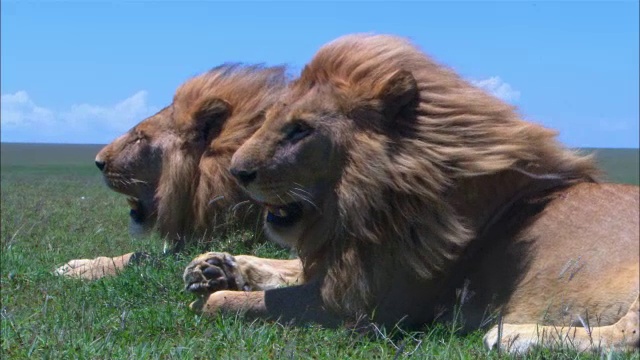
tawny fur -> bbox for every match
[186,35,638,354]
[282,34,599,315]
[157,64,287,245]
[56,64,287,279]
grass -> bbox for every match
[1,143,639,359]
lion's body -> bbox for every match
[56,64,287,279]
[186,182,639,351]
[465,182,638,327]
[184,34,639,353]
[364,182,639,329]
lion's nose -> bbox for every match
[95,160,106,171]
[230,167,257,186]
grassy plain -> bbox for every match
[1,143,638,359]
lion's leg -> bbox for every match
[185,254,345,327]
[189,282,342,327]
[183,252,303,294]
[54,252,149,280]
[484,297,639,354]
[235,255,304,289]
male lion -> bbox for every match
[183,35,639,354]
[56,64,289,280]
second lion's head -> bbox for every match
[96,64,287,250]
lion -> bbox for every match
[182,34,639,354]
[55,64,288,280]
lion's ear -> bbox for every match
[189,98,231,143]
[373,70,418,119]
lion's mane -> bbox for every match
[157,64,287,247]
[289,34,599,317]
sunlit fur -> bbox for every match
[97,64,287,249]
[233,34,600,318]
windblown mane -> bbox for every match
[290,34,599,316]
[157,64,287,247]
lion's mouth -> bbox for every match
[127,197,145,224]
[102,174,129,193]
[264,202,303,227]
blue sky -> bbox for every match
[2,1,638,148]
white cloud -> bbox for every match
[470,76,521,103]
[1,91,56,128]
[1,91,158,144]
[1,77,519,143]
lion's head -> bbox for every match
[96,64,287,250]
[229,34,599,318]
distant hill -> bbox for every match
[1,143,638,185]
[581,147,639,185]
[1,143,105,166]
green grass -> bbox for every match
[1,144,639,359]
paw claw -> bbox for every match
[189,298,205,313]
[183,252,246,295]
[202,266,224,279]
[206,257,222,267]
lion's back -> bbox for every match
[464,182,639,326]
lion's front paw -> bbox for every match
[484,324,539,354]
[54,252,144,281]
[183,252,248,295]
[55,259,95,278]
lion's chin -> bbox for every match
[127,197,155,237]
[264,202,304,227]
[127,197,145,224]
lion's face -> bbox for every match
[230,86,351,247]
[95,106,178,236]
[230,62,419,249]
[95,65,287,245]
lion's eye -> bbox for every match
[284,121,313,143]
[133,133,145,144]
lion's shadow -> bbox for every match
[435,187,563,333]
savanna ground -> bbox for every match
[1,142,639,359]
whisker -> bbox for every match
[209,195,225,206]
[285,191,298,204]
[292,185,313,197]
[293,187,316,200]
[291,184,319,210]
[231,200,251,213]
[288,189,321,213]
